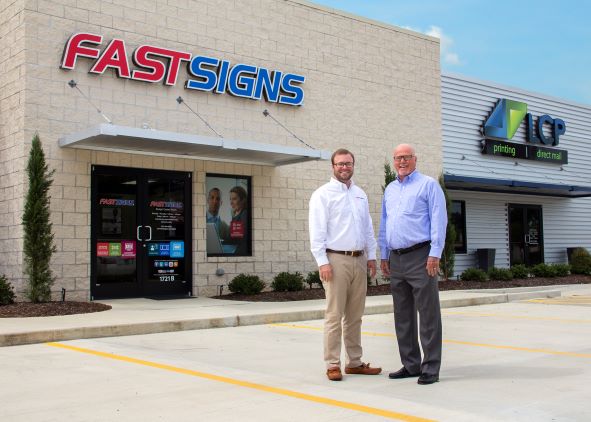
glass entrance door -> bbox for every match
[509,204,543,267]
[91,166,192,299]
[141,175,190,297]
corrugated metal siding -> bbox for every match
[451,191,509,273]
[450,190,591,275]
[442,74,591,276]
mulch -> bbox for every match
[0,301,111,318]
[213,274,591,302]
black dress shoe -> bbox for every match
[417,374,439,385]
[388,367,420,379]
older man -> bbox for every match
[379,143,447,385]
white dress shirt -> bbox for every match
[309,177,377,266]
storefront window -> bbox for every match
[451,200,467,254]
[205,174,252,256]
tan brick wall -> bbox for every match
[0,0,26,295]
[4,0,441,299]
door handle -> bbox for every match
[524,234,530,244]
[145,225,152,241]
[137,225,143,241]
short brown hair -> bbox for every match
[331,148,355,165]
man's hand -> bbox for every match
[319,264,333,282]
[367,260,377,278]
[426,256,440,277]
[380,259,390,277]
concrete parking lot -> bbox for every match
[1,296,590,421]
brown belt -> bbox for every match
[326,249,364,257]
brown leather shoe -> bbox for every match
[326,367,343,381]
[345,363,382,375]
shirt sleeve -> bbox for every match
[428,180,448,259]
[378,188,390,260]
[309,189,329,266]
[362,192,377,261]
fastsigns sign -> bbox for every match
[61,33,305,106]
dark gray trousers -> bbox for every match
[389,245,442,376]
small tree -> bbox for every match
[22,134,56,302]
[382,162,396,192]
[438,174,456,280]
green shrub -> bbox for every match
[271,272,305,292]
[571,248,591,275]
[460,268,487,282]
[488,267,513,281]
[228,274,265,295]
[306,271,323,289]
[510,264,529,279]
[530,263,557,278]
[0,274,16,305]
[23,134,56,303]
[551,263,571,277]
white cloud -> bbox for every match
[444,52,461,65]
[425,25,462,66]
[401,25,461,66]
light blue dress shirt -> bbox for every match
[378,170,447,260]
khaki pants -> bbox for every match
[322,252,368,369]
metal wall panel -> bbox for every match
[442,74,591,276]
[442,73,591,186]
[449,190,591,275]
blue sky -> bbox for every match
[310,0,591,106]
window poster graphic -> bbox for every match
[205,174,251,256]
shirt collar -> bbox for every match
[330,177,355,191]
[396,169,420,183]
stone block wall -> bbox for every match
[1,0,441,299]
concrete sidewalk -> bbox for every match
[1,284,587,347]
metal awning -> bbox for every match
[444,174,591,198]
[58,124,331,166]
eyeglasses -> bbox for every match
[393,155,415,162]
[333,162,354,168]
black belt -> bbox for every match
[326,249,364,257]
[391,241,430,256]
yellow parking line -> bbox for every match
[442,310,591,324]
[444,340,591,359]
[45,342,434,422]
[526,297,591,305]
[272,324,591,359]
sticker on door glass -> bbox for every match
[148,243,159,256]
[170,241,184,258]
[108,242,122,256]
[121,240,136,258]
[97,242,109,256]
[158,243,170,256]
